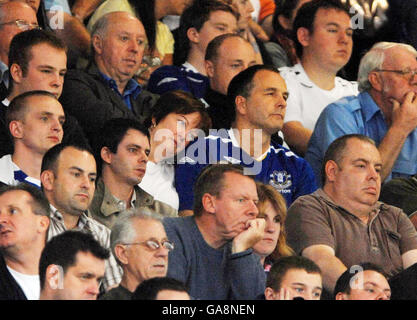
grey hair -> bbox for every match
[110,207,163,266]
[358,42,417,92]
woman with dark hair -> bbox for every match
[265,0,311,68]
[253,182,294,272]
[87,0,192,82]
[139,90,211,211]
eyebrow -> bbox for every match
[364,282,391,292]
[326,22,353,30]
[69,166,97,177]
[37,65,67,72]
[352,158,382,167]
[127,143,150,153]
[39,111,66,120]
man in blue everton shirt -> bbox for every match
[175,65,317,216]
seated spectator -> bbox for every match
[0,91,64,187]
[87,0,191,84]
[147,0,238,99]
[334,262,391,300]
[131,277,190,300]
[164,164,266,300]
[89,118,176,228]
[40,143,122,291]
[0,184,50,300]
[175,65,317,216]
[306,42,417,185]
[203,33,257,129]
[279,0,358,156]
[100,208,172,300]
[139,90,211,212]
[59,11,159,147]
[0,29,88,157]
[39,231,109,300]
[286,134,417,294]
[253,182,294,272]
[266,0,311,68]
[264,256,322,300]
[0,1,39,100]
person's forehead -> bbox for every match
[206,9,236,25]
[383,46,417,69]
[0,190,32,208]
[341,138,380,163]
[1,2,37,21]
[218,37,254,60]
[221,172,256,195]
[252,70,287,91]
[313,7,351,27]
[282,269,322,286]
[132,218,166,241]
[25,96,64,113]
[28,43,67,63]
[106,15,145,36]
[70,251,105,273]
[119,129,150,148]
[361,270,389,287]
[57,148,96,171]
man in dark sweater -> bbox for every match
[163,164,266,300]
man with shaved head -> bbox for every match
[59,11,159,147]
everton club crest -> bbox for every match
[269,170,292,192]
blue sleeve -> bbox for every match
[229,250,266,300]
[147,66,189,95]
[175,162,206,211]
[305,103,361,186]
[293,158,317,201]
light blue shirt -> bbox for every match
[43,0,71,14]
[305,91,417,186]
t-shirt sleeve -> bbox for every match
[397,210,417,253]
[285,195,335,255]
[280,72,302,124]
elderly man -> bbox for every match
[59,11,158,146]
[89,118,176,228]
[175,65,317,216]
[203,33,257,129]
[0,29,88,157]
[100,208,172,300]
[0,184,50,300]
[286,134,417,294]
[164,164,266,300]
[39,231,109,300]
[306,42,417,185]
[40,143,122,291]
[0,91,64,188]
[0,1,38,99]
[279,0,358,156]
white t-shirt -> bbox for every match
[0,154,41,187]
[7,266,40,300]
[139,161,179,210]
[279,63,359,131]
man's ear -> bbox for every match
[325,160,339,183]
[9,120,24,139]
[100,147,113,165]
[114,244,129,265]
[235,96,247,116]
[297,27,311,48]
[201,193,216,214]
[45,264,63,290]
[368,71,382,92]
[92,34,103,55]
[205,60,214,79]
[38,216,50,234]
[187,27,200,44]
[9,63,23,84]
[264,287,276,300]
[40,170,55,191]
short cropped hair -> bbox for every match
[8,29,67,76]
[6,90,58,129]
[333,262,387,298]
[193,164,251,216]
[144,90,211,135]
[39,230,110,290]
[227,64,280,122]
[205,33,247,62]
[321,134,376,186]
[266,256,322,291]
[41,143,95,176]
[131,277,189,300]
[357,42,417,92]
[110,207,163,266]
[174,0,238,66]
[0,183,50,217]
[293,0,349,59]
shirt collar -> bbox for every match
[0,62,9,88]
[50,204,90,229]
[182,62,200,74]
[99,179,137,216]
[99,72,141,99]
[358,91,385,122]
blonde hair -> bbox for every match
[256,182,294,260]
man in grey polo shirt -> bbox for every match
[286,134,417,295]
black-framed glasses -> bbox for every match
[123,240,174,251]
[374,68,417,83]
[0,19,40,31]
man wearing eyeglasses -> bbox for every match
[100,208,172,300]
[40,143,122,292]
[305,42,417,186]
[0,2,38,100]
